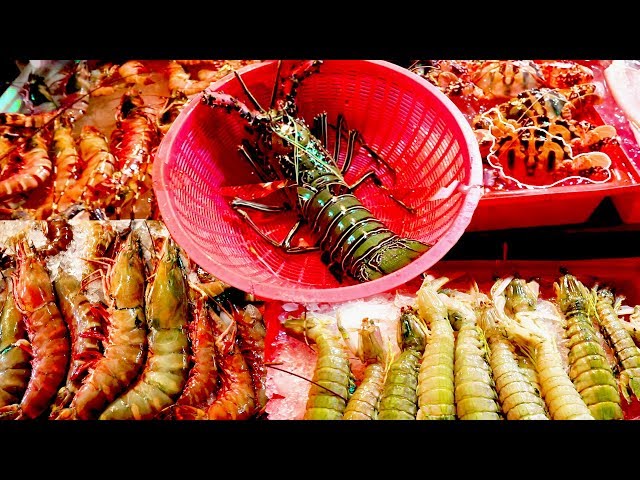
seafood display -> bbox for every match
[0,60,260,221]
[0,219,267,420]
[411,60,630,190]
[267,261,640,420]
[1,59,640,422]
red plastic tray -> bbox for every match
[461,60,640,231]
[264,257,640,420]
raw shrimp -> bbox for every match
[479,282,548,420]
[56,125,118,214]
[341,318,388,420]
[0,237,69,419]
[59,228,147,420]
[234,303,267,414]
[501,278,594,420]
[377,306,426,420]
[109,91,159,218]
[0,130,52,201]
[283,314,351,420]
[445,291,502,420]
[555,274,623,420]
[49,222,114,418]
[100,237,190,420]
[48,271,104,418]
[594,286,640,403]
[0,272,31,408]
[174,295,218,408]
[50,116,82,216]
[415,276,456,420]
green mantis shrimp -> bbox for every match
[444,289,502,420]
[340,318,389,420]
[594,286,640,403]
[555,274,623,420]
[377,306,427,420]
[415,276,456,420]
[480,279,548,420]
[282,313,352,420]
[501,277,594,420]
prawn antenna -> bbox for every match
[265,363,348,402]
[269,60,283,110]
[234,70,266,114]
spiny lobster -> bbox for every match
[201,60,430,283]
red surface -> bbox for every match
[264,257,640,419]
[459,60,640,231]
[153,60,483,303]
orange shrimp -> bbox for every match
[0,130,52,201]
[109,91,159,218]
[49,223,115,418]
[233,303,267,414]
[0,236,70,420]
[117,61,152,87]
[50,117,83,216]
[165,61,214,96]
[99,237,190,420]
[57,228,147,420]
[174,295,218,408]
[0,272,31,409]
[0,111,58,129]
[175,308,255,420]
[56,125,118,214]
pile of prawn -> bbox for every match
[0,59,260,222]
[0,219,267,420]
[270,269,640,420]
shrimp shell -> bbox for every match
[0,130,52,201]
[174,295,217,408]
[50,117,82,215]
[595,288,640,403]
[61,229,147,420]
[415,277,455,420]
[479,303,549,420]
[377,307,426,420]
[446,293,501,421]
[556,275,623,420]
[501,278,594,420]
[100,238,190,420]
[48,270,103,418]
[0,274,31,408]
[283,314,351,420]
[342,319,388,420]
[1,238,70,419]
[234,303,267,414]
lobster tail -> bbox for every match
[352,237,430,282]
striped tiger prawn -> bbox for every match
[201,60,430,284]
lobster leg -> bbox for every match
[238,140,271,183]
[329,115,395,174]
[327,114,415,213]
[232,207,319,254]
[348,171,416,214]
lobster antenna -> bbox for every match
[269,60,283,110]
[234,70,266,113]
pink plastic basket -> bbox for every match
[153,60,483,303]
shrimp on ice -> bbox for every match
[377,306,427,420]
[57,228,147,420]
[100,237,190,420]
[0,236,69,420]
[415,276,456,420]
[339,317,389,420]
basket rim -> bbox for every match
[153,59,484,303]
